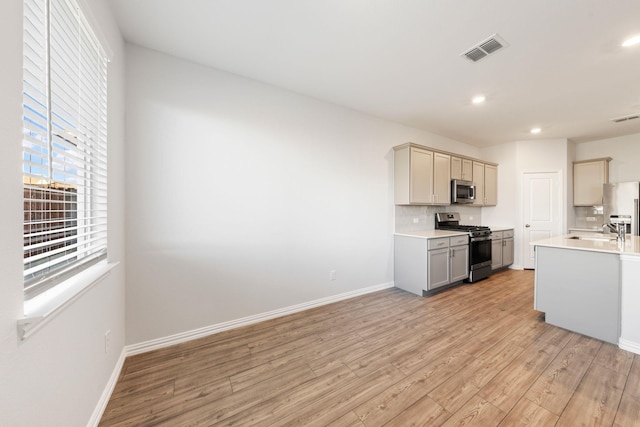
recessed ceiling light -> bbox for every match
[472,95,486,104]
[530,127,541,134]
[622,34,640,47]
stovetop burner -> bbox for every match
[434,212,492,237]
[440,224,491,232]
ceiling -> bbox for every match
[109,0,640,147]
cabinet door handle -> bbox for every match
[525,224,531,228]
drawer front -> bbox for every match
[428,237,449,250]
[503,229,514,238]
[491,231,503,240]
[449,235,468,246]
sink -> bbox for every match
[567,235,618,242]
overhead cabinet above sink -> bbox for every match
[393,143,497,206]
[573,157,611,206]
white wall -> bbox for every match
[575,133,640,182]
[0,0,126,426]
[481,139,572,268]
[124,44,480,344]
[481,143,518,228]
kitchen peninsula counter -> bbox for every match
[532,234,640,353]
[532,233,640,255]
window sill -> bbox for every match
[18,261,119,340]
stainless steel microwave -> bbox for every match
[451,179,476,204]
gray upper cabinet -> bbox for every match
[472,161,497,206]
[573,158,611,206]
[394,145,450,205]
[394,145,434,205]
[451,156,472,181]
[433,152,451,205]
[472,162,485,206]
[394,143,497,207]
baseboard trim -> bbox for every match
[88,348,126,427]
[619,338,640,355]
[125,281,395,356]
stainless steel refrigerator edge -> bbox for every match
[603,182,640,236]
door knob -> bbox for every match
[525,224,531,228]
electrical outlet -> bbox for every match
[586,217,597,222]
[104,330,110,354]
[413,217,419,224]
[330,270,336,281]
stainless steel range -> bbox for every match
[435,212,492,283]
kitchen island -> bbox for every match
[532,233,640,354]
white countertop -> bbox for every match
[487,226,514,232]
[532,233,640,256]
[396,226,513,239]
[394,229,468,239]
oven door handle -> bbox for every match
[470,235,492,242]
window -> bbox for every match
[22,0,108,299]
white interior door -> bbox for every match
[522,172,562,269]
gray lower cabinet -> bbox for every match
[503,236,514,266]
[491,229,514,270]
[427,246,450,289]
[450,243,469,283]
[394,234,468,296]
[491,233,504,270]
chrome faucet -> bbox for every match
[603,223,626,241]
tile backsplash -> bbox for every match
[396,205,605,233]
[395,205,482,233]
[573,206,604,229]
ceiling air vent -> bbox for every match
[611,113,640,123]
[461,34,509,62]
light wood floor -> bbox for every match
[100,269,640,426]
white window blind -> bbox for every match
[23,0,108,299]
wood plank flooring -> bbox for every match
[99,269,640,426]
